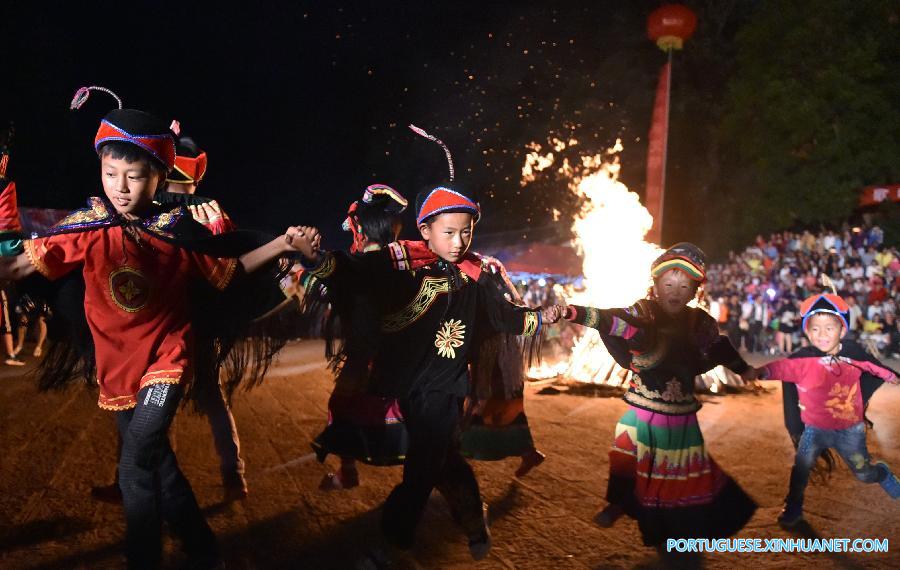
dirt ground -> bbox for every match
[1,340,898,569]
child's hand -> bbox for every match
[740,367,760,383]
[541,304,564,324]
[285,226,320,259]
[299,226,321,253]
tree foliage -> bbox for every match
[716,0,899,247]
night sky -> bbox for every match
[7,1,696,250]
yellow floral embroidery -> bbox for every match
[435,319,466,359]
[108,266,150,313]
[119,279,141,301]
[825,382,859,422]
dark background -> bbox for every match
[5,1,897,253]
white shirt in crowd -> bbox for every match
[846,265,864,279]
[848,304,863,331]
[709,300,722,322]
[868,303,883,320]
[752,301,768,325]
[741,300,753,320]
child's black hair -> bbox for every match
[98,141,167,176]
[175,136,201,158]
[355,196,402,245]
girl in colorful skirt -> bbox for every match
[558,243,757,547]
[462,255,545,477]
[311,185,410,489]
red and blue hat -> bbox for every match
[71,86,176,171]
[408,124,479,224]
[415,186,480,225]
[343,184,407,253]
[343,183,407,232]
[166,122,207,184]
[800,293,850,331]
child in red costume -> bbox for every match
[756,293,900,527]
[0,87,312,568]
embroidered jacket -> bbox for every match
[23,197,238,410]
[565,300,749,415]
[762,352,897,430]
[306,240,541,397]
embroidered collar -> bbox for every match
[46,196,187,240]
[386,240,482,281]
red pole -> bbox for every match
[644,49,673,244]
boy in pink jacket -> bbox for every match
[757,293,899,527]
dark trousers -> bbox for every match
[381,391,483,549]
[116,384,216,569]
[748,322,764,352]
[110,379,243,488]
[194,379,244,480]
[786,422,888,508]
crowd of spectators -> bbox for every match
[704,223,899,359]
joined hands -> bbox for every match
[284,225,322,259]
[541,303,569,325]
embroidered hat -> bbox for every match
[651,242,707,282]
[800,293,850,331]
[342,184,408,252]
[71,86,176,171]
[342,184,407,231]
[415,185,481,226]
[166,121,207,184]
[0,178,22,234]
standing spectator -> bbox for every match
[847,295,863,336]
[739,296,754,351]
[727,295,742,348]
[748,295,769,353]
[776,298,798,354]
[882,312,899,358]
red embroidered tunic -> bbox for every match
[24,217,237,410]
[762,356,897,430]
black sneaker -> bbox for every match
[777,503,804,527]
[468,503,491,561]
[90,482,123,504]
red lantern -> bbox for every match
[647,4,697,51]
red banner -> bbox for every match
[644,61,671,244]
[858,184,900,207]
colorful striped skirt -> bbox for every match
[606,406,757,546]
[460,396,535,461]
[311,393,408,466]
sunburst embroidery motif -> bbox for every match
[435,319,466,359]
